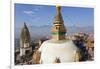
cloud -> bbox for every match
[34,8,39,11]
[34,5,43,8]
[34,5,43,11]
[23,11,35,15]
[23,5,43,16]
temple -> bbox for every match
[20,23,32,56]
[38,6,80,64]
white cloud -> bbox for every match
[34,8,39,11]
[34,5,43,8]
[23,11,35,15]
[23,5,43,16]
[34,5,43,11]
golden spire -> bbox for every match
[56,5,60,8]
[56,5,61,11]
[51,6,66,41]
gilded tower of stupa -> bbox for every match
[51,6,66,40]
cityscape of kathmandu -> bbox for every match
[14,4,94,65]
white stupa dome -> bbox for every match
[38,39,79,63]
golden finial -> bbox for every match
[56,5,61,10]
[56,5,60,8]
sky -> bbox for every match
[15,3,94,28]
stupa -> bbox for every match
[38,6,80,64]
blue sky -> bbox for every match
[15,3,94,28]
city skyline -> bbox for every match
[15,3,94,28]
